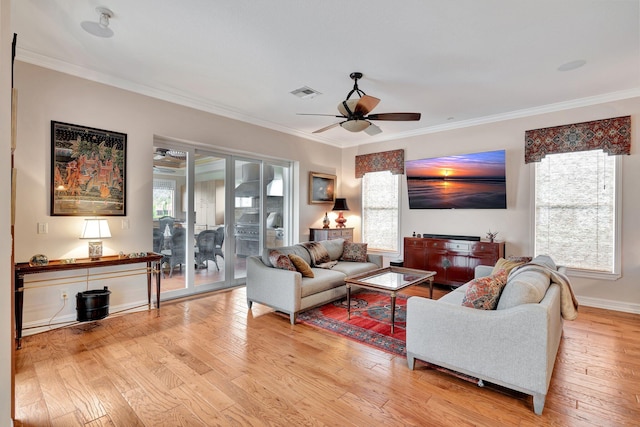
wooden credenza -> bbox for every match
[309,227,353,242]
[404,236,504,287]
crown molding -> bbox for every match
[17,48,640,150]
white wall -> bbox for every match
[11,61,640,342]
[1,0,14,423]
[343,97,640,313]
[6,38,640,425]
[13,62,342,333]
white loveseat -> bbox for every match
[247,238,382,324]
[406,255,571,415]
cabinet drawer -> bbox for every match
[471,242,498,254]
[404,238,426,248]
[446,242,470,252]
[426,240,446,249]
[310,228,353,241]
[338,229,353,240]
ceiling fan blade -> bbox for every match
[367,112,421,121]
[313,122,341,133]
[354,95,380,115]
[297,113,345,117]
[364,123,382,136]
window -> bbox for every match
[153,179,176,219]
[534,149,620,277]
[362,171,400,252]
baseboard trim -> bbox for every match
[20,300,150,337]
[578,296,640,315]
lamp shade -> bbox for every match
[332,198,350,211]
[80,219,112,239]
[340,120,371,133]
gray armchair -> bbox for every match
[196,228,224,270]
[152,228,169,276]
[166,227,186,277]
[158,215,175,237]
[152,228,163,253]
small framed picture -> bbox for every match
[51,121,127,216]
[309,172,336,204]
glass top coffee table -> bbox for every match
[345,266,436,334]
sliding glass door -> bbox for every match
[232,159,290,279]
[153,143,291,299]
[153,147,188,293]
[193,152,227,291]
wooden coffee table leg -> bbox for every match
[390,292,396,334]
[347,284,351,320]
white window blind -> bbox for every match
[153,179,176,218]
[534,149,619,274]
[362,171,399,252]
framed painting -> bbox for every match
[51,121,127,216]
[309,172,336,204]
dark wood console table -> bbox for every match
[14,252,163,349]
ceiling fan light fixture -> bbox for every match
[337,99,359,117]
[81,7,114,38]
[302,72,421,135]
[341,120,371,133]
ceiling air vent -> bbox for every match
[290,86,321,99]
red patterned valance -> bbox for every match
[355,149,404,178]
[524,116,631,163]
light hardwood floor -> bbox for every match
[14,285,640,426]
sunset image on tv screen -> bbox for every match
[405,149,507,209]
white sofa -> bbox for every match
[247,238,382,324]
[406,255,565,415]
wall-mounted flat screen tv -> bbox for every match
[406,149,506,209]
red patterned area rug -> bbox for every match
[297,290,407,356]
[296,291,480,385]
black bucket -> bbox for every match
[76,286,111,322]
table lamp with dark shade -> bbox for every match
[332,198,350,228]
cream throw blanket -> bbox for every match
[509,261,579,320]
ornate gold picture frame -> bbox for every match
[309,172,336,204]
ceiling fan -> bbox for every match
[154,148,186,160]
[299,72,421,135]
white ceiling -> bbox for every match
[13,0,640,148]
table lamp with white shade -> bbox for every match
[80,218,111,260]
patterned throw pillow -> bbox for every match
[300,241,331,266]
[288,254,314,278]
[461,269,508,310]
[340,242,368,262]
[268,249,296,271]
